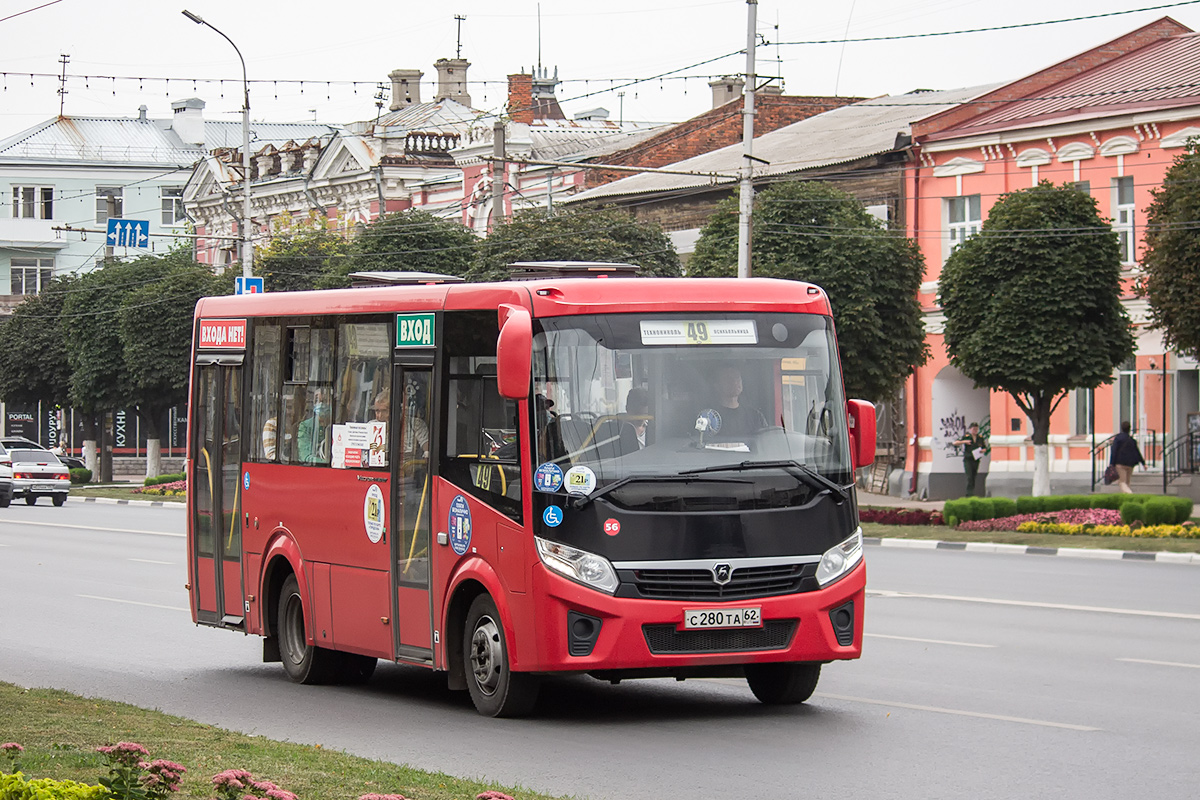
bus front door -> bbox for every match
[190,361,245,628]
[392,364,434,663]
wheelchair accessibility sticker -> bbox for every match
[543,505,564,527]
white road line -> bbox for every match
[865,633,995,648]
[869,590,1200,621]
[130,558,174,565]
[817,693,1102,731]
[7,520,182,537]
[1117,657,1200,670]
[78,594,188,612]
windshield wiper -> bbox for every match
[571,474,751,510]
[680,459,849,504]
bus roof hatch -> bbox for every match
[506,261,641,280]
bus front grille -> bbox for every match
[619,563,815,601]
[642,620,797,654]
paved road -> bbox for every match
[2,501,1198,799]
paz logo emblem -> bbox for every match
[712,563,733,585]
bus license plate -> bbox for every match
[683,607,762,629]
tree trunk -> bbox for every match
[140,408,163,480]
[1032,444,1051,496]
[146,439,161,480]
[1014,390,1059,497]
[81,413,99,476]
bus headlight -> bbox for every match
[535,537,619,594]
[815,528,863,587]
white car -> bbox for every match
[9,449,70,506]
[0,445,12,508]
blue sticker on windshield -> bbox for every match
[535,462,564,493]
[543,505,564,527]
[243,471,250,490]
[449,495,472,556]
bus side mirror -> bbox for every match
[496,303,532,400]
[847,399,876,470]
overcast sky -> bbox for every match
[2,0,1198,135]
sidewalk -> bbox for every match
[856,489,942,511]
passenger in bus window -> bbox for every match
[620,387,652,453]
[297,399,331,463]
[261,415,277,460]
[698,364,768,437]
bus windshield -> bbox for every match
[532,312,853,507]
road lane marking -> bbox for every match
[7,520,182,537]
[1117,657,1200,670]
[817,693,1102,731]
[78,594,188,612]
[869,590,1200,621]
[130,558,174,565]
[865,633,995,648]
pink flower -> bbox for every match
[476,792,517,800]
[265,790,299,800]
[0,743,23,753]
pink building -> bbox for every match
[904,17,1200,499]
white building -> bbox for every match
[0,99,336,313]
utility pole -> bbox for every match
[492,120,506,231]
[737,0,758,279]
[455,14,466,58]
[57,54,69,116]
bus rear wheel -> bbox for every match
[277,574,339,685]
[463,594,539,717]
[745,661,821,704]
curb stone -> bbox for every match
[864,536,1200,565]
[73,495,185,509]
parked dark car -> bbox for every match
[9,449,70,506]
[0,437,85,470]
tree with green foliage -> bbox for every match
[317,209,478,288]
[938,181,1135,496]
[469,207,682,282]
[119,251,227,476]
[1140,147,1200,359]
[690,181,928,402]
[255,214,351,292]
[0,275,74,409]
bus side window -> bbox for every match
[440,310,523,522]
[249,323,281,462]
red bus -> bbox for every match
[186,264,875,717]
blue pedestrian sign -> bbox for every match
[106,218,149,248]
[235,276,265,295]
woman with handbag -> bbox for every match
[1109,420,1145,494]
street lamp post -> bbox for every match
[182,10,253,279]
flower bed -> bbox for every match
[859,507,942,526]
[956,508,1122,532]
[1017,521,1199,538]
[136,480,185,497]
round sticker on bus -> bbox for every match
[563,465,597,496]
[243,471,250,491]
[603,518,621,536]
[543,505,564,527]
[364,484,385,544]
[535,462,564,493]
[448,494,472,556]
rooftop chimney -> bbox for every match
[137,105,148,122]
[170,97,206,146]
[507,73,534,124]
[434,58,472,106]
[708,76,745,110]
[388,69,423,109]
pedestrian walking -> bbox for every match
[953,422,989,497]
[1109,420,1145,494]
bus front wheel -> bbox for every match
[277,574,338,685]
[463,594,539,717]
[745,661,821,704]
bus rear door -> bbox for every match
[391,362,435,663]
[190,356,245,628]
